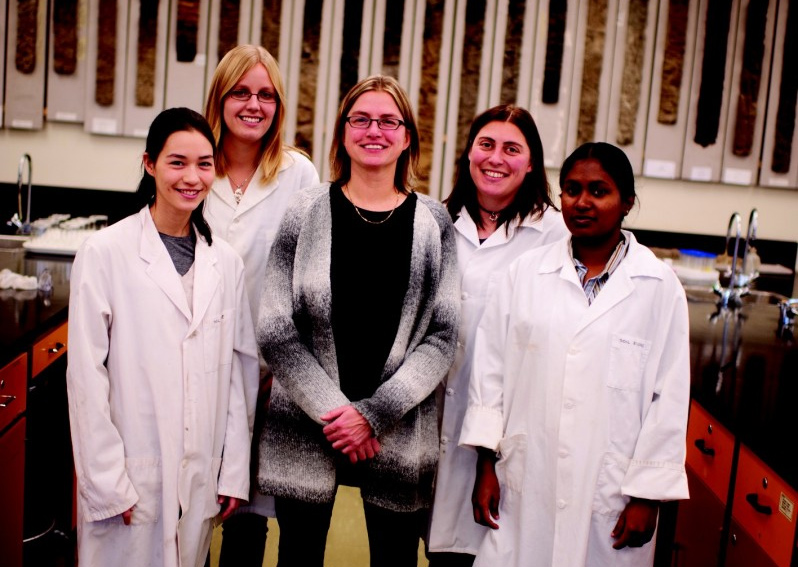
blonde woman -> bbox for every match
[257,75,459,567]
[203,45,319,566]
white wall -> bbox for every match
[2,121,797,246]
[0,122,143,192]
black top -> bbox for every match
[330,183,417,402]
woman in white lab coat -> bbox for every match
[67,107,260,567]
[427,105,568,567]
[202,45,320,566]
[460,142,690,567]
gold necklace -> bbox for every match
[229,166,258,204]
[343,184,400,225]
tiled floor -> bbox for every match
[209,486,429,567]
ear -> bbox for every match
[402,129,411,151]
[143,153,156,177]
[622,196,635,216]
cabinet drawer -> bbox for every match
[731,444,798,567]
[0,354,28,432]
[685,400,735,504]
[31,321,68,378]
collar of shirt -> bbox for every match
[569,232,630,304]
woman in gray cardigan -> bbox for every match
[256,75,460,567]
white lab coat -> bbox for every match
[428,206,568,554]
[204,149,318,517]
[460,232,690,567]
[204,150,319,323]
[67,207,260,567]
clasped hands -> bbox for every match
[321,405,381,463]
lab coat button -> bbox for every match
[568,346,578,356]
[563,400,574,410]
[461,292,469,300]
[557,499,566,509]
[441,436,449,445]
[446,388,454,396]
[181,459,188,469]
[559,449,568,458]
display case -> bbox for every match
[680,0,741,182]
[48,0,89,123]
[4,0,47,129]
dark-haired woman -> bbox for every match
[67,107,260,567]
[427,105,567,567]
[461,142,690,567]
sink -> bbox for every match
[683,285,788,306]
[0,235,30,250]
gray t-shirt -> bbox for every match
[159,232,195,276]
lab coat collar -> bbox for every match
[137,207,220,331]
[453,206,546,248]
[211,151,295,216]
[540,231,665,334]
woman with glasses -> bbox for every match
[202,45,319,567]
[256,75,459,567]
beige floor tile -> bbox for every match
[210,486,428,567]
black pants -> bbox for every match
[218,513,268,567]
[427,552,476,567]
[274,493,428,567]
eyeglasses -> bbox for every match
[345,116,405,130]
[227,88,278,104]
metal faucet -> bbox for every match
[715,212,742,308]
[7,154,33,235]
[739,208,758,287]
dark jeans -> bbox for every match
[274,493,428,567]
[427,551,476,567]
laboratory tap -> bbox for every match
[715,212,742,308]
[8,154,33,235]
[739,208,759,287]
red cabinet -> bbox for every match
[0,354,28,567]
[730,445,797,567]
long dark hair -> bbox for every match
[444,105,554,229]
[136,107,216,244]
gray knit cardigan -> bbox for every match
[256,183,460,512]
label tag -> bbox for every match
[779,492,794,522]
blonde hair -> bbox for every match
[204,45,288,186]
[329,75,420,193]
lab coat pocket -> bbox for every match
[606,334,651,391]
[592,452,631,517]
[495,434,527,494]
[203,308,235,371]
[125,457,162,524]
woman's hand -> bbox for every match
[472,448,501,529]
[217,496,244,522]
[321,405,379,462]
[611,497,659,549]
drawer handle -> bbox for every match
[47,342,65,354]
[745,493,772,515]
[694,439,715,456]
[0,394,17,408]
